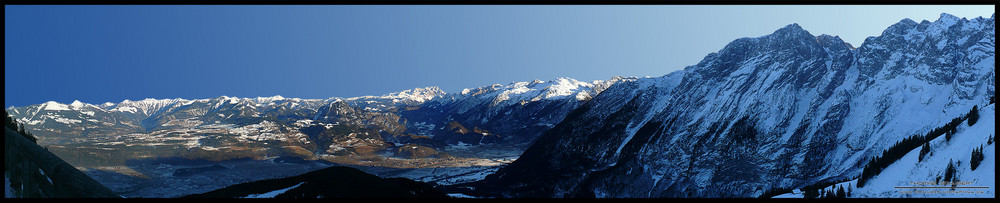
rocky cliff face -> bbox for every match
[476,13,995,198]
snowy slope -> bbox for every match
[774,102,995,198]
[851,103,995,198]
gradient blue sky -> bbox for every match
[5,5,995,107]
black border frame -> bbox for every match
[3,1,996,202]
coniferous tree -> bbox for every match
[837,185,846,198]
[944,159,956,184]
[759,186,793,198]
[967,105,979,126]
[4,109,16,129]
[5,110,38,143]
[919,142,930,162]
[946,128,955,141]
[971,145,984,170]
[847,183,852,197]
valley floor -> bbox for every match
[79,144,518,198]
[83,159,335,198]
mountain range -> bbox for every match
[6,76,624,168]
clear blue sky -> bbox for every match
[5,5,994,107]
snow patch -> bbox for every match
[53,117,83,124]
[447,193,477,198]
[243,182,305,198]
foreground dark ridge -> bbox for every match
[5,127,120,198]
[183,166,448,198]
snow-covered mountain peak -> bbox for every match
[41,101,71,111]
[715,23,825,56]
[882,18,920,37]
[327,86,449,111]
[607,76,639,81]
[69,100,85,108]
[879,13,986,41]
[683,22,840,82]
[816,34,853,50]
[855,12,994,88]
[384,86,446,103]
[774,23,805,33]
[459,84,504,97]
[438,77,629,116]
[346,86,446,104]
[767,23,815,41]
[541,77,594,100]
[252,95,290,104]
[108,98,186,115]
[261,95,285,100]
[936,13,962,27]
[815,34,836,39]
[552,77,584,85]
[214,96,241,104]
